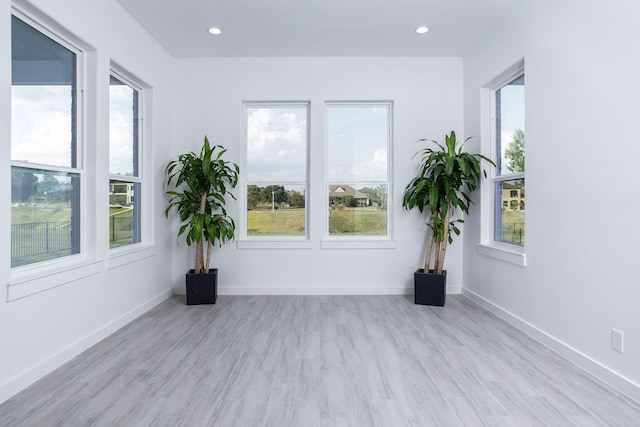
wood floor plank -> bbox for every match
[1,295,639,426]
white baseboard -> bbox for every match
[462,288,640,404]
[448,285,462,294]
[222,286,411,295]
[0,288,173,405]
[173,285,463,296]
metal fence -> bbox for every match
[110,215,135,247]
[500,222,525,246]
[11,221,72,266]
[11,215,135,266]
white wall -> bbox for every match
[0,0,174,403]
[169,57,465,295]
[463,0,640,401]
[10,0,636,409]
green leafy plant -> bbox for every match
[165,136,239,274]
[402,131,494,275]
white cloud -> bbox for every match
[326,106,389,182]
[12,84,138,176]
[499,130,518,173]
[370,148,387,171]
[500,130,516,151]
[329,148,387,182]
[11,86,73,167]
[247,107,307,181]
[109,113,134,175]
[109,85,135,175]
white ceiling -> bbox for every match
[115,0,519,58]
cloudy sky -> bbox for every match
[246,105,389,184]
[12,82,138,179]
[11,85,73,168]
[246,106,307,182]
[327,106,388,182]
[109,83,136,176]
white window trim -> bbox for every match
[239,101,311,247]
[478,60,526,267]
[320,239,397,250]
[323,101,393,247]
[9,5,99,299]
[236,240,313,250]
[8,258,103,302]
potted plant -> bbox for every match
[165,136,239,305]
[402,131,493,306]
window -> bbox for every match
[326,103,391,237]
[11,14,81,267]
[109,73,142,248]
[493,73,525,246]
[244,103,308,237]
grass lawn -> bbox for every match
[247,206,388,235]
[329,207,387,235]
[109,206,135,248]
[247,208,305,236]
[12,203,73,224]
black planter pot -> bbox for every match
[414,269,446,306]
[186,269,218,305]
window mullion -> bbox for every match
[493,172,525,183]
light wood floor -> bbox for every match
[1,295,639,426]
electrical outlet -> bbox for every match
[611,329,624,353]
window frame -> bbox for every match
[323,101,393,242]
[8,6,105,301]
[492,73,525,247]
[10,10,85,270]
[108,67,144,250]
[478,60,526,266]
[240,101,311,245]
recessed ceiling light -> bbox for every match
[208,27,222,35]
[415,26,430,34]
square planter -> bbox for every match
[414,269,446,306]
[186,268,217,305]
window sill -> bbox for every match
[321,239,397,250]
[477,243,526,266]
[237,239,313,250]
[108,244,156,269]
[8,257,104,302]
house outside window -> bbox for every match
[10,14,82,267]
[326,102,391,237]
[244,103,309,237]
[109,72,142,248]
[493,73,525,246]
